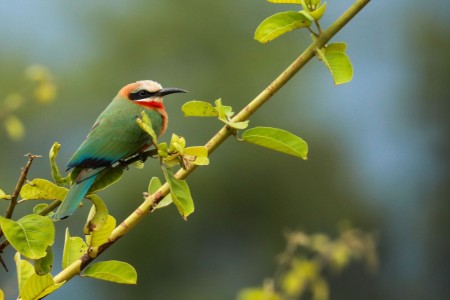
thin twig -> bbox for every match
[0,154,41,234]
[52,0,371,284]
[0,153,41,271]
[0,255,7,272]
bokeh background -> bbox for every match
[1,1,449,299]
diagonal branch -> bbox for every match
[53,0,371,284]
[2,154,41,221]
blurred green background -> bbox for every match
[1,0,449,299]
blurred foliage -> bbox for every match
[238,226,377,300]
[0,65,56,141]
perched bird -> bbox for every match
[54,80,186,219]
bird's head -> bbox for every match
[118,80,187,109]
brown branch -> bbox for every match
[3,154,41,219]
[0,254,7,272]
[0,153,41,271]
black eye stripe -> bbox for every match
[129,89,156,100]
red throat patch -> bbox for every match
[135,100,165,110]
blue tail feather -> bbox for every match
[54,174,97,219]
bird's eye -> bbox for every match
[138,90,150,97]
[129,89,154,100]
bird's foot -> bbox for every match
[118,159,129,170]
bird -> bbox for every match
[54,80,186,219]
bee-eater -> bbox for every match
[54,80,186,220]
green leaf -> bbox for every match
[255,11,312,44]
[0,215,55,259]
[324,52,353,85]
[20,178,68,201]
[62,228,88,269]
[215,98,233,120]
[182,100,218,117]
[136,111,157,144]
[214,98,248,129]
[83,195,108,234]
[86,215,116,247]
[168,133,186,153]
[226,120,250,130]
[268,0,302,4]
[21,273,64,300]
[156,194,173,210]
[148,177,173,210]
[34,246,53,275]
[49,142,70,185]
[157,142,169,160]
[163,154,181,168]
[14,253,63,300]
[300,0,321,9]
[33,203,48,214]
[88,166,124,194]
[326,42,347,53]
[242,127,308,159]
[318,43,353,85]
[307,1,327,20]
[0,189,6,199]
[82,260,137,284]
[4,114,24,140]
[32,203,54,217]
[183,146,210,166]
[148,176,162,194]
[0,188,10,200]
[15,252,35,292]
[162,166,194,220]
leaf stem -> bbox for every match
[315,20,323,34]
[52,0,371,284]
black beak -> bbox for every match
[157,87,188,97]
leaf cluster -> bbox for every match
[255,0,352,85]
[183,99,308,160]
[0,145,138,299]
[0,136,195,298]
